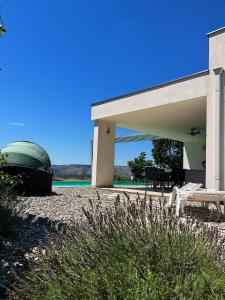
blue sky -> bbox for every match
[1,0,225,165]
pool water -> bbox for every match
[52,181,145,188]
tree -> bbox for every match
[152,139,183,169]
[128,152,153,181]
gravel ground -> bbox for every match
[15,187,225,228]
[16,187,147,224]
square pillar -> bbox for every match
[91,120,115,187]
[206,28,225,190]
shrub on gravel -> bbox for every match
[0,152,22,192]
[9,193,225,300]
[0,190,21,238]
[0,152,23,236]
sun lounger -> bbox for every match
[187,190,225,217]
[169,183,225,217]
[168,182,202,208]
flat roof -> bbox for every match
[91,70,209,107]
[207,26,225,37]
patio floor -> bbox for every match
[102,186,171,197]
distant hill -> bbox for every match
[52,164,131,180]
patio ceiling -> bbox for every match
[104,96,206,142]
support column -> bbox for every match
[214,68,223,190]
[206,28,225,190]
[206,69,224,190]
[91,120,115,187]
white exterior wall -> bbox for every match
[92,74,207,120]
[183,141,206,170]
[206,29,225,190]
[91,120,115,187]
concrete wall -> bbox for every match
[206,28,225,190]
[91,120,115,187]
[183,141,206,170]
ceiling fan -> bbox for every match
[186,128,203,136]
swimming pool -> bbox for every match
[52,181,145,188]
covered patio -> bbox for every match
[91,27,225,191]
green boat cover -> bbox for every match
[1,141,51,172]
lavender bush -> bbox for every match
[9,193,225,299]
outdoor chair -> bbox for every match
[169,182,225,217]
[170,168,185,187]
[144,167,159,189]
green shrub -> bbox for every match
[0,152,23,236]
[0,187,22,237]
[0,152,22,192]
[10,194,225,300]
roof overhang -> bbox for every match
[91,70,208,142]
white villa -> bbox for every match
[91,27,225,191]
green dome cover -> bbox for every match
[1,141,51,172]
